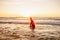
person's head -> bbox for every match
[30,17,32,20]
[30,17,33,22]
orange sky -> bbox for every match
[0,0,60,17]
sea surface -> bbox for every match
[0,17,60,40]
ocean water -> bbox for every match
[0,17,60,40]
[0,17,60,30]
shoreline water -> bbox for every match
[0,17,60,40]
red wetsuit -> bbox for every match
[30,17,35,29]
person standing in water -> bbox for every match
[30,17,35,32]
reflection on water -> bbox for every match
[0,18,60,40]
[0,24,60,30]
[0,17,60,25]
[0,24,60,40]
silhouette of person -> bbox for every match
[30,17,35,32]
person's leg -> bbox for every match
[31,29,35,33]
[30,25,35,32]
[31,26,35,33]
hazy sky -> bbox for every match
[0,0,60,17]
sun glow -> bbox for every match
[20,10,32,17]
[0,0,60,17]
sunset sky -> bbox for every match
[0,0,60,17]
